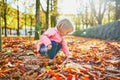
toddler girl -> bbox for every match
[37,18,74,59]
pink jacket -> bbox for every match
[37,28,69,54]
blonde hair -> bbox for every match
[56,18,74,31]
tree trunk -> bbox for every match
[108,4,111,22]
[50,0,57,27]
[25,14,27,35]
[10,29,11,35]
[0,27,1,51]
[89,0,107,25]
[17,0,20,36]
[0,7,2,51]
[34,0,40,40]
[85,4,88,28]
[3,0,7,37]
[115,0,120,20]
[46,0,49,30]
[30,16,33,36]
[51,16,56,27]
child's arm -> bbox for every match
[61,39,70,55]
[36,41,41,52]
[37,28,56,50]
[41,28,56,46]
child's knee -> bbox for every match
[51,41,57,46]
[58,44,62,48]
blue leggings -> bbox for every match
[39,41,62,59]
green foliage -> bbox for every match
[0,1,36,30]
[0,23,1,51]
[73,20,120,41]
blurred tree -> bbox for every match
[105,0,115,23]
[29,4,35,36]
[115,0,120,20]
[81,2,89,29]
[77,15,81,30]
[16,0,20,36]
[46,0,50,30]
[23,1,27,36]
[1,0,36,36]
[40,0,49,30]
[89,13,97,26]
[28,5,35,36]
[107,2,112,22]
[0,28,1,51]
[22,1,32,36]
[34,0,41,40]
[3,0,7,36]
[0,4,2,51]
[24,13,27,35]
[50,0,58,27]
[76,0,97,30]
[29,16,33,36]
[89,0,108,24]
[40,0,58,29]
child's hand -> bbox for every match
[47,44,52,50]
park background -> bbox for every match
[0,0,120,79]
[0,0,120,37]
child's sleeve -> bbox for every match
[61,39,69,55]
[40,28,56,46]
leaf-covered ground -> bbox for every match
[0,36,120,80]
